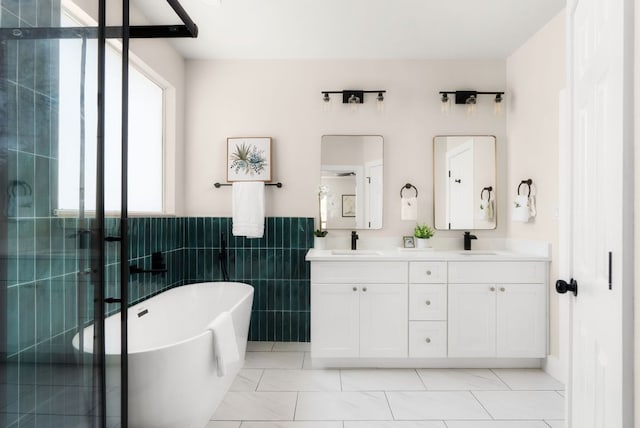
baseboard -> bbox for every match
[543,354,566,384]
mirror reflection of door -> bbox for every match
[320,135,383,230]
[446,141,474,229]
[433,135,496,230]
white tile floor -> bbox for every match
[208,342,566,428]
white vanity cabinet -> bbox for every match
[408,262,447,358]
[447,262,547,358]
[311,262,408,358]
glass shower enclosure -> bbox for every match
[0,1,196,426]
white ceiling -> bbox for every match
[132,0,565,60]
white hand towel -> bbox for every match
[401,196,418,221]
[232,182,265,238]
[207,311,239,377]
[487,200,495,221]
[528,195,537,218]
[512,195,530,223]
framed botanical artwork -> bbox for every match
[227,137,272,182]
[342,194,356,217]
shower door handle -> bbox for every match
[105,297,122,304]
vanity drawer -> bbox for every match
[311,261,408,283]
[409,261,447,283]
[448,261,546,284]
[409,321,447,358]
[409,284,447,320]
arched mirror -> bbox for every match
[434,135,496,230]
[320,135,383,230]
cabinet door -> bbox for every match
[359,283,408,358]
[311,283,359,358]
[448,284,496,357]
[496,283,546,357]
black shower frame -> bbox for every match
[0,1,197,426]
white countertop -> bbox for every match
[305,248,551,262]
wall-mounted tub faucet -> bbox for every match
[463,231,477,251]
[351,231,359,250]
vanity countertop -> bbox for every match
[305,248,551,262]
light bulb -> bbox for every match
[465,95,476,115]
[440,93,450,114]
[322,93,331,112]
[376,92,384,112]
[494,93,503,115]
[348,94,359,112]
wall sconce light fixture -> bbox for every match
[439,90,505,115]
[322,89,386,112]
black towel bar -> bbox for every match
[214,182,283,188]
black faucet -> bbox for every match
[351,231,359,250]
[463,232,477,251]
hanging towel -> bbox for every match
[479,200,494,221]
[512,195,530,223]
[207,311,240,377]
[401,196,418,221]
[528,195,537,218]
[232,182,265,238]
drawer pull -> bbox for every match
[425,338,431,343]
[352,286,358,292]
[362,287,367,292]
[500,287,506,292]
[426,270,432,275]
[425,300,431,306]
[490,287,496,292]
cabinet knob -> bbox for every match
[490,287,496,292]
[425,300,431,306]
[352,286,358,292]
[425,338,431,343]
[362,287,367,292]
[500,287,505,292]
[426,270,432,276]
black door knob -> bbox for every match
[555,278,578,297]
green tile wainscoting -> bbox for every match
[5,216,312,366]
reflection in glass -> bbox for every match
[433,136,496,230]
[320,136,383,230]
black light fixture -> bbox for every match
[439,90,505,115]
[321,89,387,111]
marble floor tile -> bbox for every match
[206,422,241,428]
[230,369,264,392]
[444,422,550,428]
[295,391,393,420]
[244,352,305,369]
[345,422,446,428]
[544,421,566,428]
[247,342,275,352]
[386,391,490,420]
[258,369,341,391]
[417,369,508,390]
[302,352,312,370]
[240,422,342,428]
[212,392,297,421]
[491,369,564,390]
[340,369,425,391]
[473,391,564,420]
[272,342,311,352]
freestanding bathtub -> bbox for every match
[72,281,254,428]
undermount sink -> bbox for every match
[331,249,384,256]
[458,251,498,256]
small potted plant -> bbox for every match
[314,229,328,250]
[414,223,434,249]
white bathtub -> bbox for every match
[73,281,254,428]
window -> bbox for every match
[58,10,164,214]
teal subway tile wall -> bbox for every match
[183,217,313,342]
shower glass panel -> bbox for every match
[0,0,117,426]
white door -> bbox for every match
[366,162,383,229]
[446,143,474,229]
[564,0,634,425]
[496,284,546,358]
[447,284,496,357]
[359,283,408,358]
[310,284,359,358]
